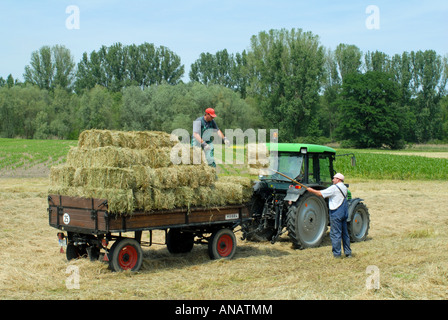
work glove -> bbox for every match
[224,137,230,147]
[201,141,211,151]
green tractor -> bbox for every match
[243,143,370,249]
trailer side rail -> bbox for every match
[48,194,251,234]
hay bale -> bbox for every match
[49,165,76,187]
[174,186,196,208]
[132,166,158,189]
[78,129,179,149]
[212,182,243,205]
[66,146,173,168]
[154,165,216,189]
[131,165,216,190]
[169,144,207,165]
[151,188,177,210]
[219,176,253,188]
[134,188,179,211]
[218,176,254,201]
[73,167,136,190]
[51,129,257,215]
[134,186,205,212]
[48,185,134,214]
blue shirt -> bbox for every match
[193,116,219,143]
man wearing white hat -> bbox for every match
[307,173,352,258]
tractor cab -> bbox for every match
[259,143,336,191]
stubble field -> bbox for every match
[1,140,448,300]
[1,177,447,300]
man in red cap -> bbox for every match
[192,108,229,167]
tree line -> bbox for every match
[1,28,447,148]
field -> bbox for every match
[1,139,448,300]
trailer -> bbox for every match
[48,194,251,272]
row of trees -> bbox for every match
[1,28,448,148]
[0,83,255,141]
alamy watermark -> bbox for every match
[366,265,380,290]
[169,128,278,166]
[365,5,380,30]
[66,265,80,289]
[66,5,80,30]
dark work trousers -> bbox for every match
[329,199,351,257]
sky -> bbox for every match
[0,0,447,82]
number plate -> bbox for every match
[63,213,71,225]
[225,213,239,220]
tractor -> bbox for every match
[242,143,370,249]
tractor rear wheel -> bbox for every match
[287,193,328,249]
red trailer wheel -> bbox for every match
[109,238,143,272]
[208,228,236,260]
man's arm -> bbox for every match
[307,187,323,197]
[217,129,225,140]
[193,132,204,144]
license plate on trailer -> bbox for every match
[225,213,239,220]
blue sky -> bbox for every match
[1,0,447,82]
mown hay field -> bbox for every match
[1,139,448,300]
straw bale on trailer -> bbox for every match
[128,165,216,190]
[132,180,253,212]
[49,129,253,215]
[50,166,76,187]
[78,129,178,149]
[48,185,134,214]
[73,167,136,190]
[66,146,173,168]
[218,176,254,201]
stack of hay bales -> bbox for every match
[49,130,253,215]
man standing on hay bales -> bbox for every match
[307,173,352,259]
[192,108,229,167]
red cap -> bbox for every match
[205,108,217,118]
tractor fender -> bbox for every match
[347,198,364,222]
[283,186,307,202]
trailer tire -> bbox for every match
[109,238,143,272]
[66,243,87,260]
[208,228,236,260]
[166,229,194,254]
